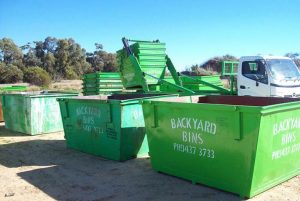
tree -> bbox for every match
[55,39,69,78]
[43,37,58,53]
[0,38,23,66]
[0,37,118,83]
[43,52,56,76]
[0,63,23,83]
[22,37,58,77]
[22,47,43,67]
[54,38,91,79]
[34,41,45,59]
[102,52,118,72]
[23,66,51,87]
[198,55,238,73]
[86,43,118,72]
[68,39,91,75]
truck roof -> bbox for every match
[240,55,291,61]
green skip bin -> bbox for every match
[57,93,179,161]
[142,95,300,198]
[2,92,77,135]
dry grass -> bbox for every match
[50,80,82,92]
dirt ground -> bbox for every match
[0,122,299,201]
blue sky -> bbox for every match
[1,0,300,70]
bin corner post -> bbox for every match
[233,109,242,140]
[149,103,158,128]
[106,103,114,129]
[230,75,235,95]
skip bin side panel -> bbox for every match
[143,101,260,197]
[250,109,300,197]
[60,99,122,161]
[30,97,64,135]
[3,95,31,134]
[120,103,147,161]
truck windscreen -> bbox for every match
[267,59,300,80]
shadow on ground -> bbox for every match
[0,130,243,201]
[0,124,28,137]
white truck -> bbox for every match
[237,56,300,97]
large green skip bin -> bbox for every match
[142,95,300,198]
[57,94,179,161]
[2,92,77,135]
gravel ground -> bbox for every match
[0,122,299,201]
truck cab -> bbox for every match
[237,56,300,97]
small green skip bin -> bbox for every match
[142,95,300,198]
[57,93,179,161]
[2,92,77,135]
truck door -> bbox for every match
[238,60,270,96]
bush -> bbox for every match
[183,66,217,76]
[24,66,51,87]
[0,63,23,83]
[65,67,79,80]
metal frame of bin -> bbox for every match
[118,38,232,95]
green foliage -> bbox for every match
[23,49,42,67]
[86,43,117,72]
[187,55,238,75]
[65,66,79,80]
[23,66,51,87]
[183,66,217,76]
[0,37,118,84]
[0,62,23,83]
[53,38,92,80]
[43,52,56,75]
[0,38,23,65]
[201,55,238,73]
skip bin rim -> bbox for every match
[3,93,78,99]
[57,94,179,105]
[142,95,300,114]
